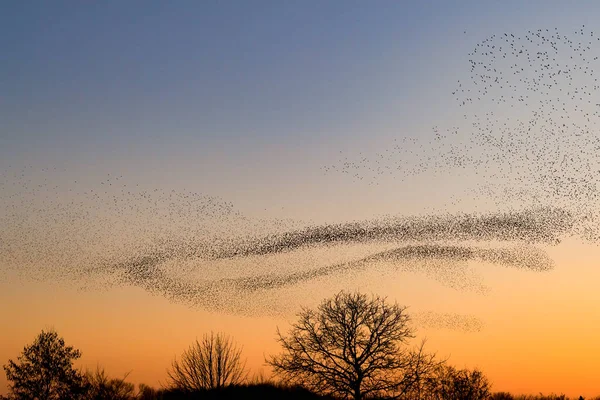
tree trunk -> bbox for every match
[353,385,362,400]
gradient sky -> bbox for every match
[2,1,600,397]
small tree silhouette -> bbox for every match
[167,331,248,391]
[426,364,491,400]
[84,366,136,400]
[3,329,88,400]
[267,290,432,400]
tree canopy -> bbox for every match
[268,290,435,400]
[3,329,87,400]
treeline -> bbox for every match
[1,291,597,400]
[492,396,599,400]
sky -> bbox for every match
[2,1,600,397]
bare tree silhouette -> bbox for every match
[167,331,248,391]
[84,366,136,400]
[267,290,438,400]
[425,364,491,400]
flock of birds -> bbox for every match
[329,26,600,222]
[326,26,600,245]
[3,26,599,331]
[1,164,558,323]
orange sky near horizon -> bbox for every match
[1,238,599,398]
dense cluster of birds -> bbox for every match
[207,207,573,259]
[3,26,598,328]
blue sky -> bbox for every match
[1,1,514,152]
[3,1,600,220]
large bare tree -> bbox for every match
[167,331,248,391]
[267,290,436,400]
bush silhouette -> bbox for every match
[159,383,334,400]
[84,366,136,400]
